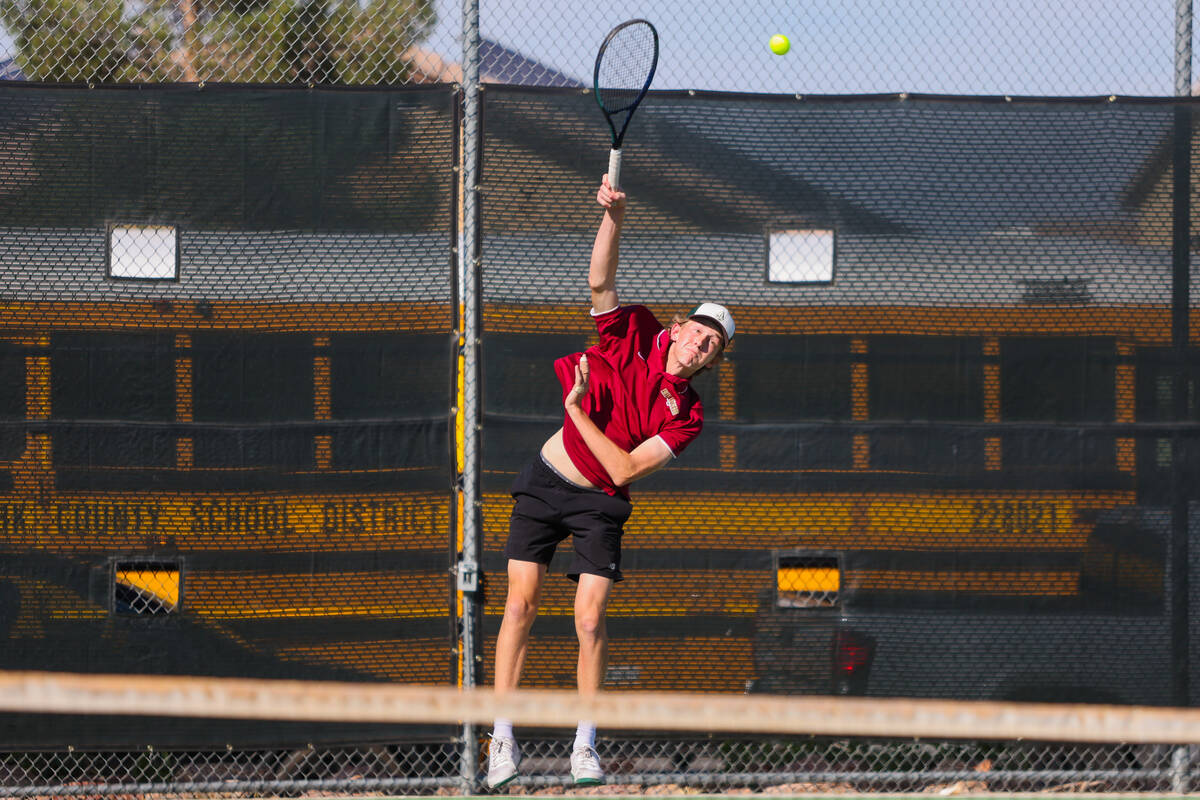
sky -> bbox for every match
[0,0,1192,96]
[420,0,1191,97]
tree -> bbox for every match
[0,0,132,82]
[0,0,437,83]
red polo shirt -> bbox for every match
[553,305,704,498]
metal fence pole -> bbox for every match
[1178,0,1193,96]
[453,0,482,786]
[457,0,483,790]
[1171,2,1193,787]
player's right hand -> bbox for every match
[565,354,590,411]
[597,174,626,211]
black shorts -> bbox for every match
[504,456,633,582]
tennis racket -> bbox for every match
[593,19,659,191]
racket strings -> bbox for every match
[596,26,656,112]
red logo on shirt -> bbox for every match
[660,388,680,416]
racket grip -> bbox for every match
[608,148,623,192]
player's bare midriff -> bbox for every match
[540,428,600,490]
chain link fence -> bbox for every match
[473,737,1200,795]
[3,1,1200,797]
[1,737,1198,796]
[0,744,466,797]
[0,0,1196,94]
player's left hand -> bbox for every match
[565,354,590,410]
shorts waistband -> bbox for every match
[537,452,606,494]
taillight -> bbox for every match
[832,628,873,694]
[834,633,869,672]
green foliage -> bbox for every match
[0,0,134,81]
[326,0,437,84]
[0,0,438,83]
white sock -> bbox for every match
[574,721,596,749]
[493,719,514,740]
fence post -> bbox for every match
[458,0,483,790]
[1177,0,1193,97]
[1171,3,1193,780]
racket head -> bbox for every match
[593,19,659,148]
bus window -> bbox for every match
[50,332,175,473]
[482,333,586,475]
[331,333,448,418]
[731,335,854,471]
[0,342,24,461]
[329,332,450,470]
[191,332,313,471]
[1000,337,1117,476]
[1134,347,1200,498]
[868,336,984,472]
[483,333,584,419]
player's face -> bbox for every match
[671,320,724,371]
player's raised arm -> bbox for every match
[589,175,626,314]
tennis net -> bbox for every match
[1,670,1200,796]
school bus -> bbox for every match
[476,228,1185,706]
[3,278,1179,714]
[0,84,1192,727]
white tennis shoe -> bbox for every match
[570,743,604,785]
[486,734,520,789]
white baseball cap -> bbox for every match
[689,302,735,346]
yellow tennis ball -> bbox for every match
[769,34,790,55]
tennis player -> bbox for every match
[486,175,734,789]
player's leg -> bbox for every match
[573,572,613,696]
[556,469,631,785]
[488,558,546,789]
[495,456,569,695]
[563,493,629,699]
[494,558,547,692]
[570,573,612,785]
[489,456,570,789]
[567,506,624,787]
